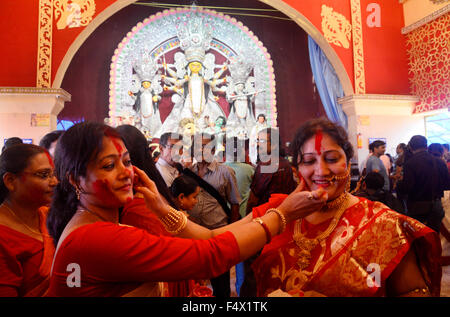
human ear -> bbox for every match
[3,172,17,192]
[68,173,83,193]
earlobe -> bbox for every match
[68,173,83,193]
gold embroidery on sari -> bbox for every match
[257,199,433,296]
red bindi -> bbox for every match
[315,130,323,155]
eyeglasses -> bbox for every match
[21,170,56,180]
[257,139,268,144]
[163,143,180,149]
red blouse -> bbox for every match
[47,221,240,296]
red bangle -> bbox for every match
[253,217,272,243]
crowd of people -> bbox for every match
[355,137,450,233]
[0,117,448,297]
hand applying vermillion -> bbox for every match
[132,166,171,217]
[276,177,328,223]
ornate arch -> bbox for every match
[53,0,353,97]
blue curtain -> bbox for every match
[308,36,347,129]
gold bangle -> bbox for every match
[265,208,287,234]
[398,287,431,297]
[159,206,188,235]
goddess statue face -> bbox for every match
[188,62,203,74]
[236,83,245,93]
[141,81,151,89]
[258,115,266,124]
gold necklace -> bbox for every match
[293,192,350,270]
[77,208,113,223]
[1,203,42,236]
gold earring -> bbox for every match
[345,166,351,193]
[75,187,81,200]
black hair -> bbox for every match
[47,122,121,245]
[397,143,407,152]
[160,132,182,148]
[39,130,64,150]
[257,113,266,120]
[215,116,226,126]
[170,175,199,198]
[371,140,386,149]
[428,143,444,158]
[442,144,449,151]
[363,172,385,190]
[0,144,46,203]
[408,135,427,151]
[1,137,23,153]
[116,125,178,209]
[152,151,160,160]
[290,117,354,165]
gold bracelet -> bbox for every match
[159,206,188,235]
[265,208,287,234]
[398,287,431,297]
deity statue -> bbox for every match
[130,52,164,137]
[154,13,228,137]
[224,57,260,139]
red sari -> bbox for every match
[121,198,196,297]
[252,194,442,297]
[47,220,240,296]
[0,207,55,297]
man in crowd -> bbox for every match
[156,132,183,187]
[186,133,241,297]
[224,137,255,296]
[397,135,450,232]
[354,172,404,214]
[366,140,390,192]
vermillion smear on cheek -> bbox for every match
[44,151,54,168]
[315,130,323,155]
[92,179,112,202]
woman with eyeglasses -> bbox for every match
[0,144,58,296]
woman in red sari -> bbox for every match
[0,144,57,296]
[251,118,442,297]
[46,122,326,297]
